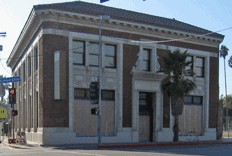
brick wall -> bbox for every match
[41,34,69,127]
[123,44,139,127]
[209,56,219,128]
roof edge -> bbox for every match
[7,7,36,67]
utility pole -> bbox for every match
[98,15,110,145]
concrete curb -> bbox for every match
[2,140,232,149]
[98,141,232,149]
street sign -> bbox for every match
[0,76,21,83]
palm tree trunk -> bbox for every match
[173,115,179,142]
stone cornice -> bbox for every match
[7,8,222,69]
[36,9,223,44]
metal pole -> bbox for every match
[13,104,14,140]
[98,15,102,145]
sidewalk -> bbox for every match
[1,137,232,149]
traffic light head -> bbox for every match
[91,107,99,115]
[9,88,16,104]
[12,110,18,116]
[90,82,99,100]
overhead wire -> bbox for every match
[0,58,11,75]
[130,26,232,44]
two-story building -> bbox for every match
[6,1,224,145]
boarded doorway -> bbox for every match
[139,92,154,142]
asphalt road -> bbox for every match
[1,143,232,156]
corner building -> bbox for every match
[6,1,224,145]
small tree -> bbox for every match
[0,75,11,102]
[161,49,196,142]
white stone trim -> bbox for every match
[204,56,210,132]
[12,28,43,74]
[54,51,60,99]
[69,32,74,132]
[9,10,36,64]
[117,42,123,130]
[43,28,218,59]
[37,9,223,44]
[133,79,162,142]
[156,44,218,58]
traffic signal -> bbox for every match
[9,88,16,104]
[100,0,109,3]
[91,107,99,115]
[90,82,99,101]
[12,110,18,116]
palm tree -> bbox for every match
[228,55,232,68]
[220,45,229,132]
[161,49,196,142]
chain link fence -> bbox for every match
[223,116,232,138]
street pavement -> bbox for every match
[1,137,232,156]
[1,142,232,156]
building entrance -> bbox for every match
[139,92,154,142]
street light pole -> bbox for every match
[98,15,110,145]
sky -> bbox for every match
[0,0,232,98]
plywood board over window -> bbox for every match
[74,89,115,137]
[179,96,203,136]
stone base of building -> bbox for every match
[7,128,217,145]
[13,127,134,145]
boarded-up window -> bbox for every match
[74,89,114,100]
[102,90,115,101]
[179,96,203,135]
[74,89,90,99]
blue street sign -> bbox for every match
[0,76,21,83]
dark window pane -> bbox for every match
[73,41,84,53]
[186,56,193,67]
[23,62,26,82]
[105,44,115,56]
[185,66,191,71]
[105,57,114,67]
[89,55,99,66]
[184,96,192,103]
[139,100,147,105]
[139,93,146,99]
[143,49,149,60]
[73,53,83,64]
[28,55,31,77]
[196,57,203,67]
[86,90,90,99]
[102,90,115,100]
[196,68,203,77]
[186,56,192,62]
[74,89,85,99]
[89,42,99,54]
[34,47,38,71]
[193,97,202,104]
[142,61,149,71]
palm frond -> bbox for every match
[220,45,229,59]
[160,49,196,98]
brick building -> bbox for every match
[6,1,224,145]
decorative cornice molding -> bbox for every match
[8,8,222,69]
[37,9,223,44]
